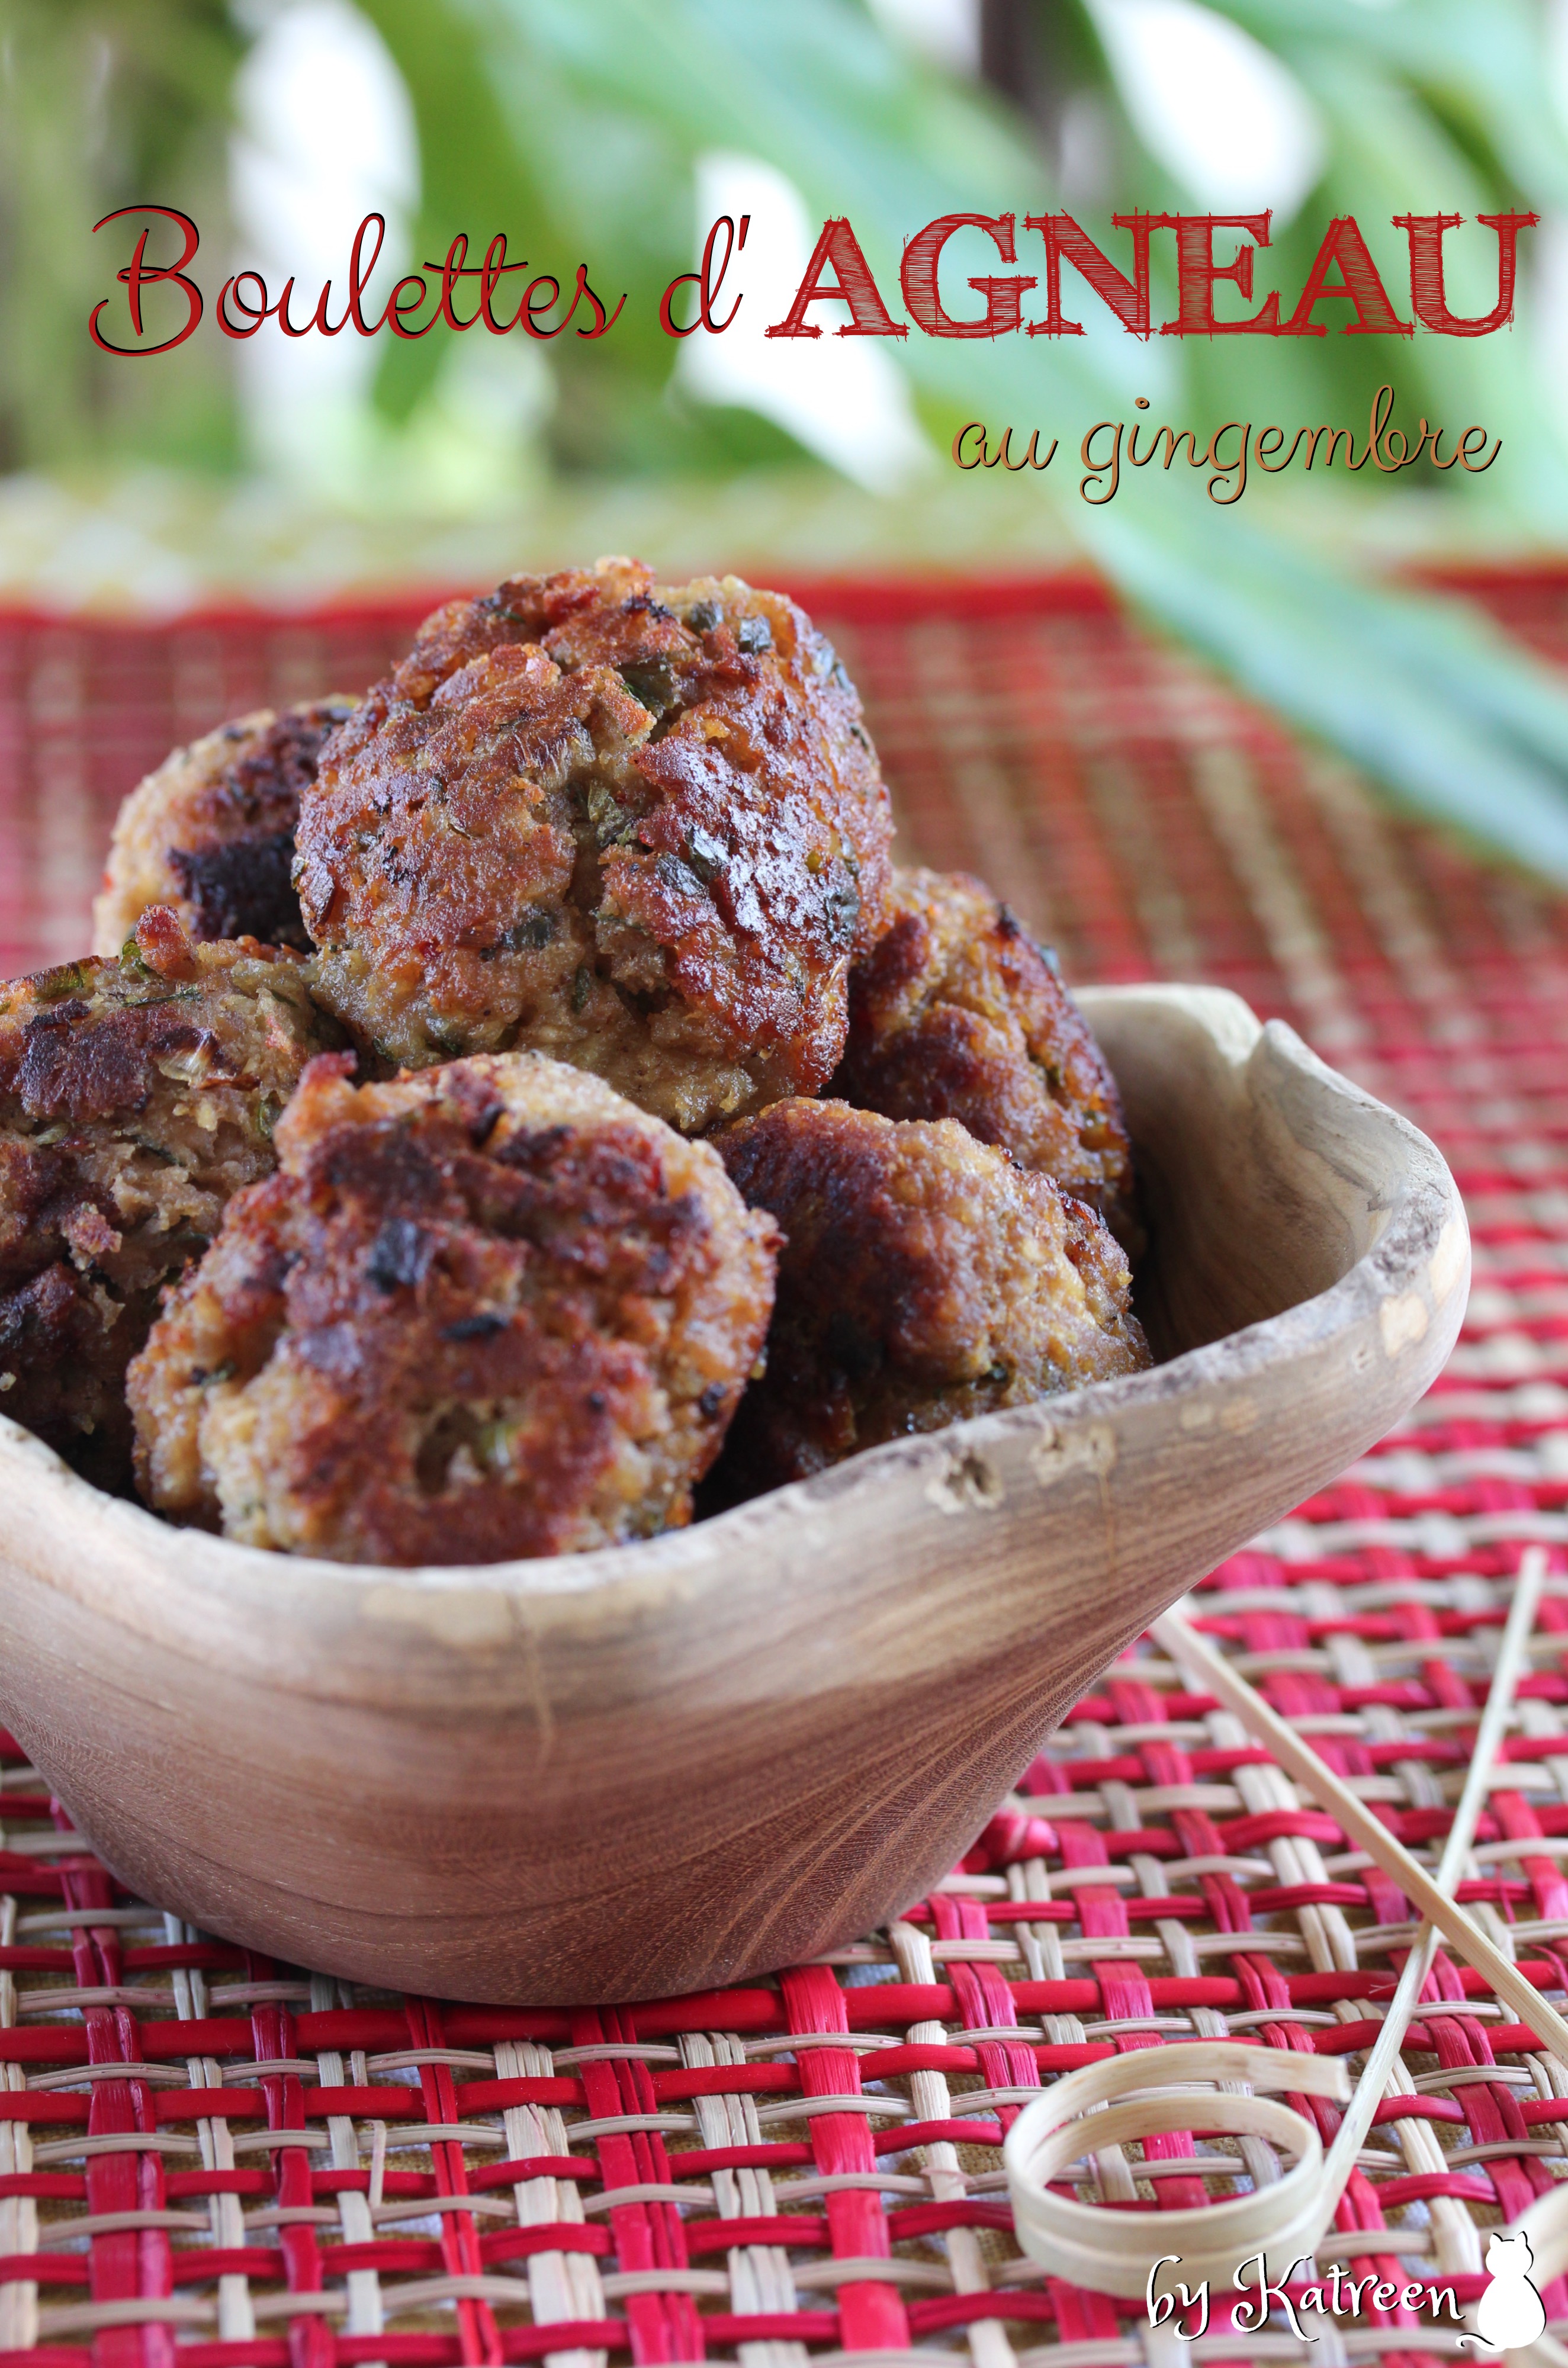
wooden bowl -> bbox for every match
[0,986,1467,2004]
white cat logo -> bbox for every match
[1460,2229,1547,2352]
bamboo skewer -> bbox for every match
[1006,1550,1556,2296]
[1310,1544,1548,2235]
[1151,1548,1568,2071]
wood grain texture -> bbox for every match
[0,987,1469,2003]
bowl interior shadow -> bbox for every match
[1082,987,1381,1367]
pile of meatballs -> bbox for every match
[0,558,1150,1566]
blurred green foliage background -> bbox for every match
[6,0,1568,872]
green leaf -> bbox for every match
[1212,0,1568,214]
[1085,493,1568,882]
[428,0,1568,875]
[19,0,1568,881]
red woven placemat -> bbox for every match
[1,570,1567,2364]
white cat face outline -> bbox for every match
[1486,2232,1534,2276]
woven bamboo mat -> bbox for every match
[1,570,1567,2367]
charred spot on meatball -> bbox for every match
[94,697,358,956]
[293,557,893,1133]
[831,868,1140,1252]
[0,907,343,1488]
[128,1050,780,1564]
[705,1098,1149,1504]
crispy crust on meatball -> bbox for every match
[707,1098,1149,1501]
[128,1050,780,1564]
[293,557,894,1132]
[94,697,358,956]
[832,868,1140,1251]
[0,906,342,1487]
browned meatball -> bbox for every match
[708,1098,1149,1501]
[129,1051,779,1563]
[293,558,894,1132]
[0,907,342,1487]
[831,869,1139,1251]
[94,697,358,956]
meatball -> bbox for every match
[128,1050,780,1563]
[0,907,342,1487]
[708,1098,1149,1501]
[831,869,1139,1251]
[292,557,894,1132]
[94,696,358,956]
